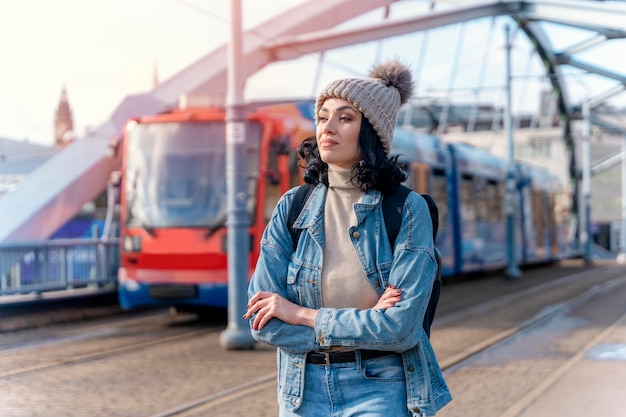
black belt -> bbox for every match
[306,350,394,365]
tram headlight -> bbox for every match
[123,235,142,252]
[123,279,141,292]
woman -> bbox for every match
[244,60,451,416]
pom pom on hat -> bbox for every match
[315,59,414,154]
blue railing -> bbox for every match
[0,238,119,296]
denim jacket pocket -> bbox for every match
[286,260,320,308]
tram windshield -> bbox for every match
[124,121,260,229]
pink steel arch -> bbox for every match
[98,0,395,137]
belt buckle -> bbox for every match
[321,352,331,365]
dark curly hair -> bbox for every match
[297,117,407,195]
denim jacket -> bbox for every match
[248,184,452,416]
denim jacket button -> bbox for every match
[352,231,360,239]
[407,366,415,372]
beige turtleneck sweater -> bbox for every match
[321,166,379,309]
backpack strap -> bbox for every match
[419,193,439,242]
[382,185,412,251]
[386,188,442,285]
[287,184,314,249]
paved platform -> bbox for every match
[435,261,626,417]
[515,313,626,417]
[2,260,625,416]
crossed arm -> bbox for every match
[244,285,403,331]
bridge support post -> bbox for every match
[581,99,593,265]
[618,133,626,264]
[220,0,255,350]
[504,24,521,279]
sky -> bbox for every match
[1,0,624,147]
[0,0,512,146]
[0,0,312,146]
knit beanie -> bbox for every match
[315,60,413,154]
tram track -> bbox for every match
[144,263,626,417]
[0,312,222,380]
[440,273,626,372]
[148,373,277,417]
[439,265,626,371]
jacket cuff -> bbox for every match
[314,307,333,348]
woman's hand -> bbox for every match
[373,285,402,311]
[244,291,318,331]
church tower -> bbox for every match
[54,86,74,147]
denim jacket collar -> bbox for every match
[293,183,383,231]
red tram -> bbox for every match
[116,101,314,310]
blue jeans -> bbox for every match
[279,353,411,417]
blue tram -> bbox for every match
[392,127,572,278]
[517,162,570,264]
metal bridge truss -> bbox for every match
[109,0,626,210]
[262,0,626,177]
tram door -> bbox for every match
[532,189,558,258]
[405,162,449,240]
[405,162,430,194]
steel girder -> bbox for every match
[95,0,396,137]
[97,0,625,140]
[264,0,626,120]
[260,0,625,227]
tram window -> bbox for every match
[548,194,557,250]
[486,179,503,221]
[474,178,487,221]
[403,162,416,191]
[246,122,261,224]
[289,148,301,188]
[264,140,282,222]
[430,172,448,228]
[460,174,475,221]
[399,161,427,193]
[533,190,545,246]
[413,162,430,193]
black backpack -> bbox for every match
[286,184,442,338]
